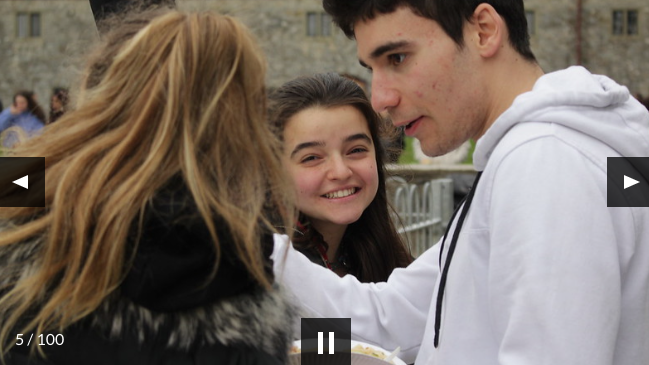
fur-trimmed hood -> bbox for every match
[0,221,298,363]
[92,283,297,358]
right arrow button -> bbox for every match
[624,175,640,190]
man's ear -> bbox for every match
[469,4,504,58]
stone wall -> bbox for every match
[580,0,649,96]
[0,0,647,116]
[0,1,97,111]
[0,0,366,114]
[525,0,649,96]
[179,0,367,90]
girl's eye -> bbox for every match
[349,147,369,154]
[388,53,406,66]
[300,155,318,163]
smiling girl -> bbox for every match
[269,72,412,282]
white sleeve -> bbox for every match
[272,233,440,363]
[487,137,623,365]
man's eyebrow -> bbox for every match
[290,141,324,158]
[359,40,409,69]
[370,41,409,59]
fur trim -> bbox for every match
[0,222,42,290]
[92,285,297,358]
[0,223,298,359]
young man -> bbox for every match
[273,1,649,365]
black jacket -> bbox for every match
[2,181,296,364]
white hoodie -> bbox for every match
[273,66,649,365]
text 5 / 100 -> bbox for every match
[16,334,64,346]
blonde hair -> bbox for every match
[0,8,294,357]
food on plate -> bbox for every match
[351,344,387,360]
[289,341,398,364]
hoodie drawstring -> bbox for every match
[434,171,482,348]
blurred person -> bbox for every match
[0,91,46,147]
[48,87,69,124]
[273,1,649,365]
[1,6,296,365]
[269,72,412,282]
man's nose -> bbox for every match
[370,75,399,116]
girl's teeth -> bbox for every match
[325,188,355,199]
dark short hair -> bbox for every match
[322,0,536,62]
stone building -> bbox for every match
[525,0,649,99]
[0,0,647,114]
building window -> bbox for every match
[306,11,332,37]
[627,10,638,35]
[307,12,317,36]
[525,10,536,36]
[321,13,332,36]
[17,12,41,38]
[612,9,639,35]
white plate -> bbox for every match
[290,339,406,365]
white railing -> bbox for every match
[388,177,454,257]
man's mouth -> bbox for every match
[405,117,421,130]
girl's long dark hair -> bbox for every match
[269,72,412,282]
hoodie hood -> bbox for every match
[474,66,649,170]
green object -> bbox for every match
[398,136,417,164]
[462,139,476,164]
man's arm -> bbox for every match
[272,234,440,363]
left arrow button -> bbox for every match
[12,175,28,189]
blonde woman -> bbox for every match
[0,6,295,365]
